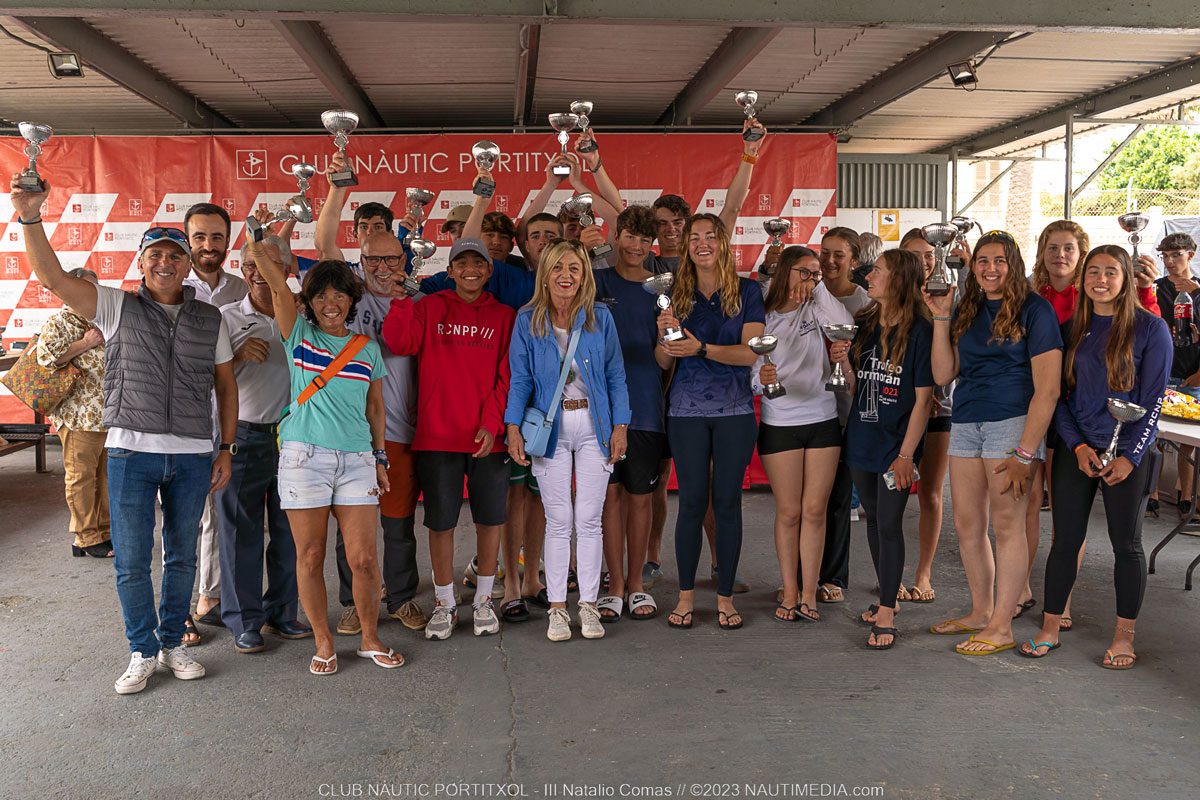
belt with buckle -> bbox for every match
[562,398,589,411]
[239,420,278,434]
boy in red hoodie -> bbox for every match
[382,238,515,640]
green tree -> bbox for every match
[1170,148,1200,191]
[1097,125,1200,190]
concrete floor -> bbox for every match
[1,444,1198,800]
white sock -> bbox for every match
[475,574,495,603]
[435,583,455,609]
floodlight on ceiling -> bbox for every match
[47,52,83,79]
[946,60,978,89]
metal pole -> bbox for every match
[1064,113,1075,219]
[950,147,959,223]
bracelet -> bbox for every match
[589,158,603,173]
[932,315,951,322]
[1015,446,1037,461]
[896,453,913,461]
[17,215,41,225]
[1074,443,1091,454]
[741,153,758,165]
[1116,625,1136,634]
[1007,448,1035,465]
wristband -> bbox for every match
[373,448,389,468]
[1015,446,1036,460]
[17,215,41,225]
[932,315,951,322]
[896,453,913,461]
[741,153,758,165]
[1007,448,1034,465]
[1074,443,1091,454]
[589,158,603,173]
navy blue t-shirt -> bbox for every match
[952,293,1062,424]
[846,319,936,473]
[668,278,767,417]
[593,268,665,433]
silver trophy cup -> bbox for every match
[945,215,979,273]
[548,113,580,175]
[570,100,598,153]
[749,334,786,399]
[321,109,360,187]
[245,162,316,242]
[1118,211,1151,264]
[16,122,52,192]
[922,222,959,297]
[562,193,612,258]
[735,91,764,141]
[404,187,435,246]
[407,238,436,278]
[823,323,858,393]
[643,273,685,342]
[762,218,791,275]
[1099,399,1148,469]
[471,140,500,198]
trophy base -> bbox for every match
[578,141,598,153]
[399,276,421,296]
[472,178,495,199]
[946,256,964,271]
[925,282,951,297]
[330,170,358,187]
[663,328,686,343]
[742,130,765,142]
[245,217,266,243]
[552,166,571,176]
[764,385,787,400]
[591,243,613,259]
[16,174,44,192]
[825,382,849,394]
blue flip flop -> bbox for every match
[1016,639,1061,659]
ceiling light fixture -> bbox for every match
[47,52,83,79]
[946,60,978,90]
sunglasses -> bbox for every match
[979,230,1016,244]
[141,227,188,246]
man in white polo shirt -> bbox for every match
[215,230,312,653]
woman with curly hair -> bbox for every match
[1020,246,1170,668]
[925,231,1062,656]
[654,214,765,630]
[833,249,935,649]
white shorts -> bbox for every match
[278,441,379,509]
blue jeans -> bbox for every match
[216,425,298,637]
[108,448,213,655]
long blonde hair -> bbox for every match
[672,214,742,319]
[951,232,1031,345]
[523,240,597,338]
[1031,219,1089,293]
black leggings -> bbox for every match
[667,414,758,596]
[1045,441,1155,619]
[850,468,911,610]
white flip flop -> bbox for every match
[356,648,405,669]
[628,591,658,620]
[597,595,624,624]
[309,653,338,676]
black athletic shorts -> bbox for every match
[927,416,952,435]
[757,418,842,456]
[416,450,509,531]
[608,429,668,495]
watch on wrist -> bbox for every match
[697,342,708,359]
[219,442,238,456]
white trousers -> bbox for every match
[532,407,613,604]
[198,493,220,598]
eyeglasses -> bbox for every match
[362,255,404,268]
[1161,250,1190,260]
[141,227,188,246]
[980,230,1015,244]
[791,267,819,281]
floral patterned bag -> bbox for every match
[0,335,82,415]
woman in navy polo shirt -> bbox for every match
[926,231,1062,656]
[1020,246,1169,668]
[654,213,766,630]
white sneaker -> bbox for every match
[850,505,861,522]
[578,603,605,639]
[473,596,500,636]
[114,652,158,695]
[547,607,572,642]
[425,603,458,640]
[156,646,206,681]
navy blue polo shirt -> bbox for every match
[594,268,665,433]
[668,277,766,417]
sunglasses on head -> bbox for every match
[979,230,1016,244]
[141,227,188,246]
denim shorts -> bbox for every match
[278,441,379,509]
[948,415,1045,461]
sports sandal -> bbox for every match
[501,598,530,623]
[867,625,898,649]
[627,592,658,620]
[597,595,624,623]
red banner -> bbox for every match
[0,133,836,422]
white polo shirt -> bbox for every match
[185,269,248,309]
[220,295,290,425]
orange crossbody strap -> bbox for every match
[295,334,371,407]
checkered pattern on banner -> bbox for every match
[0,133,836,421]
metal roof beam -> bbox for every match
[513,23,540,128]
[655,26,779,126]
[272,20,383,128]
[803,31,1012,128]
[2,1,1200,31]
[13,16,234,128]
[939,54,1200,155]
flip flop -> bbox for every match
[1100,649,1138,670]
[309,653,338,676]
[775,604,799,622]
[867,625,898,650]
[667,610,693,629]
[1059,616,1074,632]
[796,602,819,623]
[567,569,579,594]
[1012,598,1037,620]
[930,618,982,635]
[183,615,201,647]
[908,585,936,603]
[859,603,899,625]
[356,647,405,669]
[817,583,845,603]
[1017,639,1061,659]
[627,592,658,621]
[955,636,1016,656]
[717,610,744,630]
[500,598,530,623]
[597,595,624,624]
[521,589,551,610]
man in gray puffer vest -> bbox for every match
[12,174,238,696]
